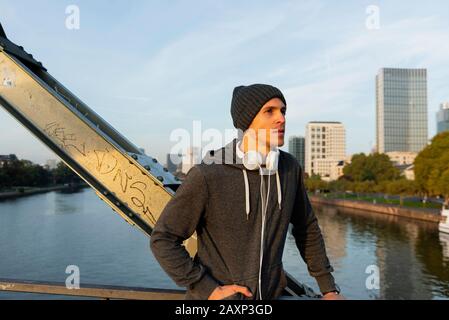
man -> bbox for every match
[150,84,343,300]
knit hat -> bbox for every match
[230,84,287,132]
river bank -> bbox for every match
[310,195,444,223]
[0,183,89,200]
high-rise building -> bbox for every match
[305,122,346,181]
[288,136,305,169]
[166,153,182,174]
[437,102,449,134]
[181,147,201,174]
[45,159,58,170]
[376,68,428,153]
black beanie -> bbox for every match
[230,84,287,131]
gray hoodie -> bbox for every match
[150,138,336,300]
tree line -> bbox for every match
[305,131,449,208]
[0,159,81,191]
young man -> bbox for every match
[150,84,343,300]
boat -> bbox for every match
[439,208,449,234]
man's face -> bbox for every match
[247,97,286,149]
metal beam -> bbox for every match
[0,279,185,300]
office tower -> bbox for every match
[166,153,182,174]
[288,136,305,169]
[376,68,428,153]
[181,147,201,174]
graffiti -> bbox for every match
[113,168,133,193]
[130,181,156,225]
[44,121,158,224]
[94,147,118,175]
[44,122,86,157]
[95,147,157,224]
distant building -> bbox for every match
[166,153,182,174]
[288,136,305,169]
[305,122,346,181]
[394,163,415,181]
[0,154,18,167]
[181,147,201,174]
[376,68,428,153]
[403,164,415,181]
[45,159,58,170]
[437,102,449,134]
[386,151,417,166]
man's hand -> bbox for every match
[208,285,253,300]
[321,291,346,300]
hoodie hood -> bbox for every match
[201,138,245,170]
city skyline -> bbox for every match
[1,1,449,165]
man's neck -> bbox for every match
[240,136,272,156]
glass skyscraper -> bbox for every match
[376,68,428,153]
[288,136,305,169]
[437,102,449,134]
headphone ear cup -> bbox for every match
[266,149,280,171]
[243,150,263,171]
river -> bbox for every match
[0,188,448,300]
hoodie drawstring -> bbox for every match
[276,171,282,210]
[241,169,282,220]
[243,169,250,220]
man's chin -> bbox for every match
[271,139,284,149]
[276,137,285,148]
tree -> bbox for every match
[305,174,328,193]
[415,132,449,207]
[343,153,400,183]
[386,179,417,206]
[328,178,352,193]
[52,161,80,185]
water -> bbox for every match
[0,188,448,300]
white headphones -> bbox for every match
[242,148,280,172]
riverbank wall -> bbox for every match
[310,195,444,223]
[0,184,88,200]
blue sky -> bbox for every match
[1,0,449,165]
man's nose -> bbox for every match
[276,112,286,125]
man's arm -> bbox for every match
[150,166,219,299]
[290,164,337,294]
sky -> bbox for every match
[1,0,449,165]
